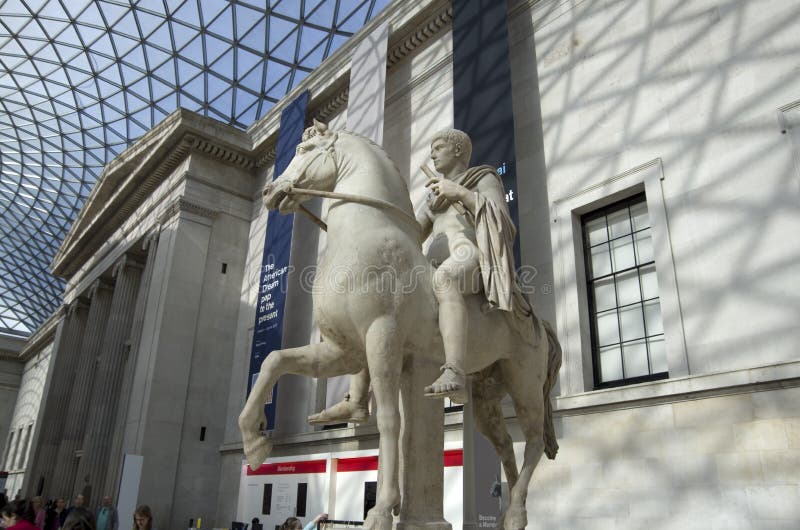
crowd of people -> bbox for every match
[0,492,154,530]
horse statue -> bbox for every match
[239,120,562,530]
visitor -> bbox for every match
[48,499,67,530]
[61,508,94,530]
[1,499,38,530]
[132,506,154,530]
[280,513,327,530]
[94,497,117,530]
[31,498,45,530]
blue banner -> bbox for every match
[452,0,515,525]
[452,0,520,264]
[248,90,309,431]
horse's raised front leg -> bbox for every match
[239,342,360,470]
[363,316,403,530]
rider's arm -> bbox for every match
[449,174,506,217]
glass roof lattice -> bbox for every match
[0,0,389,337]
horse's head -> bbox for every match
[263,119,338,214]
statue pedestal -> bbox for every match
[397,355,452,530]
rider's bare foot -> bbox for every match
[308,394,369,425]
[424,363,468,404]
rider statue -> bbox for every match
[308,128,534,425]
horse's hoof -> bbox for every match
[243,433,272,471]
[308,400,369,425]
[363,509,393,530]
[502,506,527,530]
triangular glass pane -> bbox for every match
[113,10,139,38]
[271,29,298,62]
[136,0,166,16]
[176,57,202,84]
[240,17,266,52]
[337,1,370,33]
[234,4,264,40]
[145,21,174,51]
[236,48,263,78]
[134,8,165,36]
[110,30,140,57]
[99,2,129,26]
[75,21,105,45]
[170,20,196,50]
[181,72,205,100]
[267,16,296,51]
[153,58,177,86]
[239,63,263,92]
[173,0,200,28]
[177,34,204,65]
[272,0,301,19]
[144,43,172,70]
[206,4,233,36]
[204,32,230,65]
[306,0,336,28]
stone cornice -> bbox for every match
[52,109,253,279]
[16,306,64,362]
[157,197,220,225]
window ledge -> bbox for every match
[553,360,800,414]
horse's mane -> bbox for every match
[303,125,406,189]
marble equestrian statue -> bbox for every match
[239,120,562,530]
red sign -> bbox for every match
[246,459,327,476]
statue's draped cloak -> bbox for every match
[428,165,535,339]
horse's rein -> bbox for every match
[289,186,421,233]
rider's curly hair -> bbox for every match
[430,128,472,161]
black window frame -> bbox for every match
[582,192,669,389]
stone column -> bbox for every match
[50,279,114,499]
[118,199,217,528]
[24,300,89,497]
[104,232,159,498]
[76,255,144,503]
[397,355,451,530]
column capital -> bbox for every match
[112,254,145,279]
[142,229,160,252]
[87,278,114,300]
[66,297,90,317]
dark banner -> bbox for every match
[452,0,516,526]
[452,0,520,265]
[247,90,309,431]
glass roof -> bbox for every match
[0,0,388,337]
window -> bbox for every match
[582,194,668,387]
[551,159,688,395]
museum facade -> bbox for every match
[3,0,800,528]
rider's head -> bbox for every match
[430,129,471,176]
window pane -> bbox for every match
[590,243,612,278]
[596,310,620,346]
[616,269,640,306]
[640,264,659,299]
[623,339,649,378]
[643,299,663,336]
[599,345,623,382]
[593,277,616,312]
[607,208,631,239]
[649,336,668,373]
[619,304,645,341]
[585,217,608,246]
[630,200,650,231]
[610,235,635,271]
[634,229,653,264]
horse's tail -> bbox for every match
[542,320,562,460]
